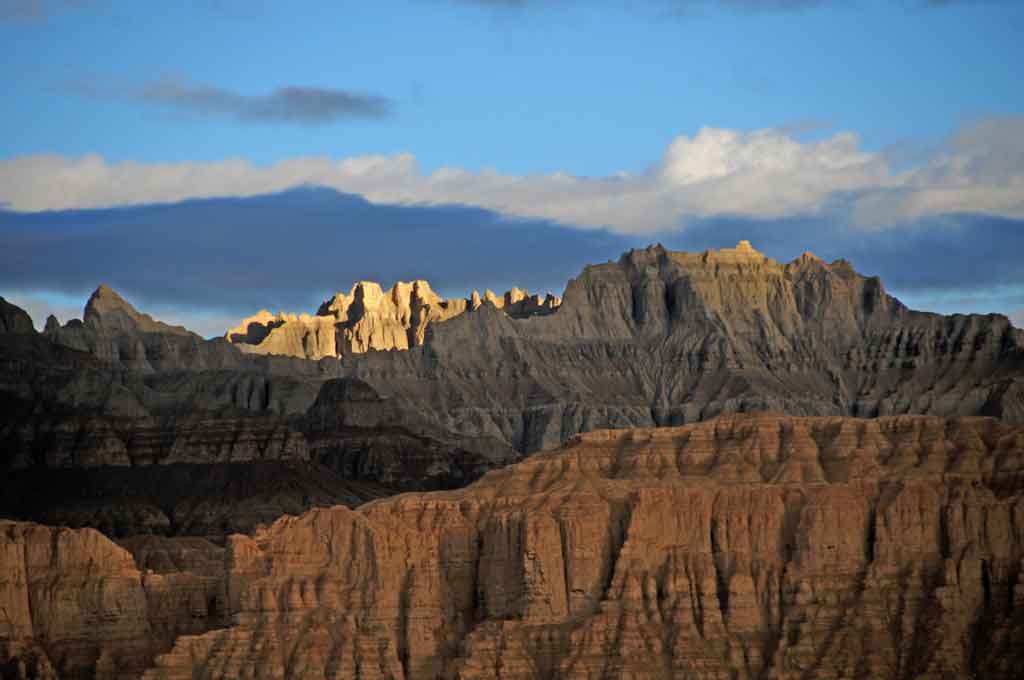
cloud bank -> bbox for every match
[0,188,634,328]
[2,118,1022,234]
[1,187,1022,337]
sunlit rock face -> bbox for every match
[338,241,1024,452]
[27,242,1024,459]
[129,413,1024,679]
[0,520,156,680]
[225,279,560,360]
[5,240,1024,543]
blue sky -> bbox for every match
[1,0,1023,335]
[3,1,1022,172]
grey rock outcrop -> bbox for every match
[43,286,244,373]
[5,241,1024,540]
[1,294,514,538]
[0,297,35,334]
[340,241,1024,452]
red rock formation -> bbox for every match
[0,521,154,679]
[139,414,1024,679]
[0,527,231,680]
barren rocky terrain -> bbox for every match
[2,241,1024,678]
[3,414,1023,678]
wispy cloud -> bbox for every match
[66,77,394,125]
[0,0,40,19]
[0,0,93,21]
[451,0,1013,12]
[2,118,1022,234]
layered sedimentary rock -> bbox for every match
[5,241,1024,541]
[304,376,518,491]
[226,279,559,360]
[138,414,1024,679]
[0,521,155,680]
[118,536,228,654]
[29,243,1024,461]
[0,523,233,680]
[338,241,1024,452]
[42,285,244,373]
[1,297,511,537]
[0,461,391,540]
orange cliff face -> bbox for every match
[0,524,225,680]
[122,413,1024,680]
[0,521,155,680]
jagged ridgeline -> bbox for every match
[226,280,561,360]
[0,238,1019,473]
[2,240,1023,536]
[2,241,1024,679]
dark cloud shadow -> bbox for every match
[2,187,1021,327]
[0,187,633,316]
[0,0,96,21]
[65,79,394,125]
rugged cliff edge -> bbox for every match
[3,414,1022,679]
[1,293,515,538]
[0,522,226,680]
[142,414,1024,679]
[32,241,1024,457]
[225,280,560,360]
[4,241,1024,540]
[340,241,1024,451]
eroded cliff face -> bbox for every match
[0,524,231,680]
[0,309,508,537]
[342,241,1024,452]
[0,521,155,680]
[6,241,1024,541]
[27,243,1024,460]
[42,286,244,374]
[225,280,560,360]
[0,298,34,335]
[137,414,1024,680]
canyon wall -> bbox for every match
[4,413,1019,679]
[5,241,1023,541]
[30,242,1024,460]
[143,414,1024,679]
[340,241,1024,451]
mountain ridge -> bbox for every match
[3,240,1023,537]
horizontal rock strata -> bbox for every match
[4,241,1024,543]
[338,242,1024,451]
[134,414,1024,679]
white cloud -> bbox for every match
[2,118,1023,234]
